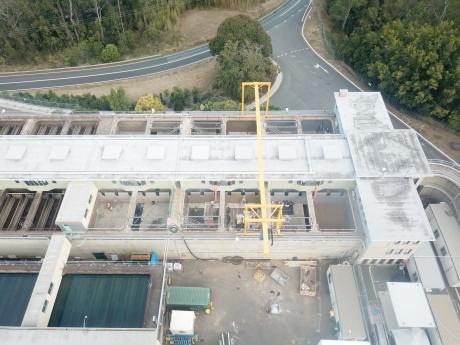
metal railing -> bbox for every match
[428,159,460,172]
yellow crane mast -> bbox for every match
[241,82,284,256]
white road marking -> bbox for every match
[314,63,328,73]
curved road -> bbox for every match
[0,0,455,162]
[0,0,301,91]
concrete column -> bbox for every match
[21,192,42,231]
[307,191,319,232]
[22,235,71,327]
[95,117,115,135]
[169,184,185,220]
[60,120,71,135]
[221,118,227,136]
[145,116,153,135]
[180,118,192,136]
[125,192,139,231]
[21,119,37,135]
[218,189,226,231]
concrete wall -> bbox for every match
[358,241,424,264]
[0,235,363,260]
[22,235,71,327]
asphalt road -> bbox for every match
[0,0,299,92]
[267,0,454,162]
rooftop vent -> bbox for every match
[101,145,122,160]
[235,146,253,160]
[49,146,69,160]
[5,146,26,160]
[191,146,209,160]
[278,145,297,160]
[146,146,165,160]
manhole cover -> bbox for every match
[449,142,460,151]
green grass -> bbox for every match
[0,273,37,326]
[49,274,149,328]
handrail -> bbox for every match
[428,159,460,172]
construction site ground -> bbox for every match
[304,0,460,162]
[168,259,336,345]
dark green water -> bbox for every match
[49,274,149,328]
[0,273,37,326]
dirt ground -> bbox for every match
[179,0,285,46]
[52,58,218,100]
[304,0,460,162]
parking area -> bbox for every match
[167,260,336,345]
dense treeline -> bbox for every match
[326,0,460,129]
[0,0,262,66]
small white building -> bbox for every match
[327,265,367,341]
[406,242,446,292]
[426,203,460,287]
[55,182,98,232]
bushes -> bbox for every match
[108,88,133,111]
[100,44,120,63]
[209,15,272,57]
[135,95,165,112]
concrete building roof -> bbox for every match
[428,203,460,279]
[357,178,434,242]
[318,341,370,345]
[386,282,435,328]
[408,242,446,291]
[0,136,355,181]
[328,265,367,341]
[427,293,460,345]
[334,92,393,133]
[0,327,156,345]
[347,130,431,178]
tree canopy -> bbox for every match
[326,0,460,129]
[134,95,164,112]
[215,40,277,100]
[209,15,272,57]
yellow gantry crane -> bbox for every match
[241,82,284,256]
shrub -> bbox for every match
[135,95,164,112]
[100,44,120,63]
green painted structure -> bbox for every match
[166,287,211,310]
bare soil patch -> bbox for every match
[51,58,218,100]
[304,0,460,162]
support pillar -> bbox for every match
[22,235,71,327]
[21,192,42,230]
[125,192,139,231]
[21,119,37,135]
[60,120,71,135]
[219,189,226,231]
[307,191,319,231]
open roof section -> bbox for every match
[357,178,434,242]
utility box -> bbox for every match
[166,287,211,311]
[170,310,195,335]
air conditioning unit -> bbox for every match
[167,217,182,233]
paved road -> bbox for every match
[0,0,300,92]
[267,0,454,162]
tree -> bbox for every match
[168,87,192,111]
[216,41,278,100]
[100,44,120,62]
[108,87,131,111]
[209,15,272,57]
[135,95,164,112]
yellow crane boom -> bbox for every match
[241,82,283,255]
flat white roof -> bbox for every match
[408,242,445,291]
[387,282,435,328]
[357,178,434,242]
[428,203,460,278]
[391,328,430,345]
[0,136,355,181]
[427,293,460,345]
[347,130,431,178]
[335,92,392,133]
[55,182,97,224]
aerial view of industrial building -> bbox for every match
[0,86,458,345]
